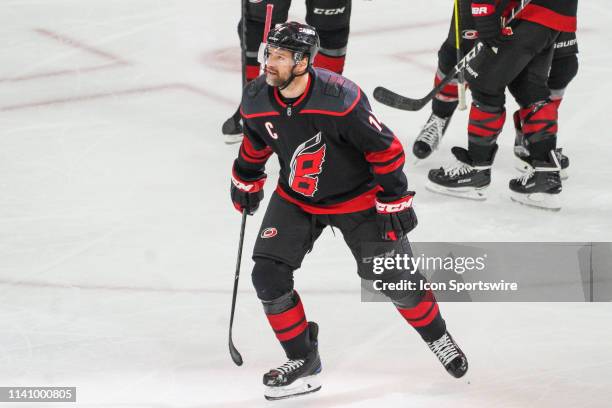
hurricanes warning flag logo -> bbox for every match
[289,132,326,197]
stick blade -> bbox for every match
[373,86,428,111]
[229,338,243,366]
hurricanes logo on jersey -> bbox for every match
[289,132,326,197]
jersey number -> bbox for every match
[368,114,383,132]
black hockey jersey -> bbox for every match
[234,68,408,214]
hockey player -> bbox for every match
[426,0,578,210]
[414,0,578,175]
[224,0,352,143]
[231,22,468,400]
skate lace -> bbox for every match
[517,166,535,186]
[443,161,473,177]
[427,333,460,366]
[276,359,305,374]
[416,115,447,148]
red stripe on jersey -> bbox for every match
[300,87,361,117]
[518,4,577,32]
[266,296,306,332]
[372,154,405,175]
[313,53,346,74]
[365,137,404,164]
[276,184,382,215]
[240,106,280,119]
[242,136,272,159]
[240,145,272,164]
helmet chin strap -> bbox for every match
[277,51,309,91]
[278,64,307,91]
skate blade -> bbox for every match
[224,134,243,145]
[425,181,488,201]
[264,374,321,401]
[514,157,568,180]
[510,192,561,211]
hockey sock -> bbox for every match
[263,291,313,359]
[396,290,447,342]
[432,69,459,118]
[313,52,345,74]
[468,102,505,163]
[520,100,558,162]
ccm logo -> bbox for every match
[314,7,345,15]
[261,227,278,238]
[231,175,253,192]
[472,5,494,16]
[376,197,413,213]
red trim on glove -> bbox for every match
[231,169,266,193]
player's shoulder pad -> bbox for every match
[301,68,361,116]
[240,75,275,118]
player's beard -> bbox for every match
[265,66,291,87]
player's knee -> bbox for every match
[508,81,549,108]
[471,91,505,109]
[548,55,578,91]
[373,269,427,308]
[251,257,294,301]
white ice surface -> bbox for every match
[1,1,611,407]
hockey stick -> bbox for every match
[228,209,248,366]
[373,0,532,112]
[222,3,274,143]
[454,0,467,111]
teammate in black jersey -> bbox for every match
[425,0,578,211]
[414,0,578,175]
[230,22,468,400]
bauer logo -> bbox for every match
[261,228,278,238]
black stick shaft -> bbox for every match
[228,209,248,366]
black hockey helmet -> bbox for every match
[266,21,319,66]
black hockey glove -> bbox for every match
[471,1,509,48]
[375,192,418,241]
[230,167,266,215]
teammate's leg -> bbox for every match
[507,43,563,210]
[513,35,578,177]
[241,0,292,82]
[427,21,558,201]
[305,0,351,74]
[414,1,475,159]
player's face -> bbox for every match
[264,47,298,87]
